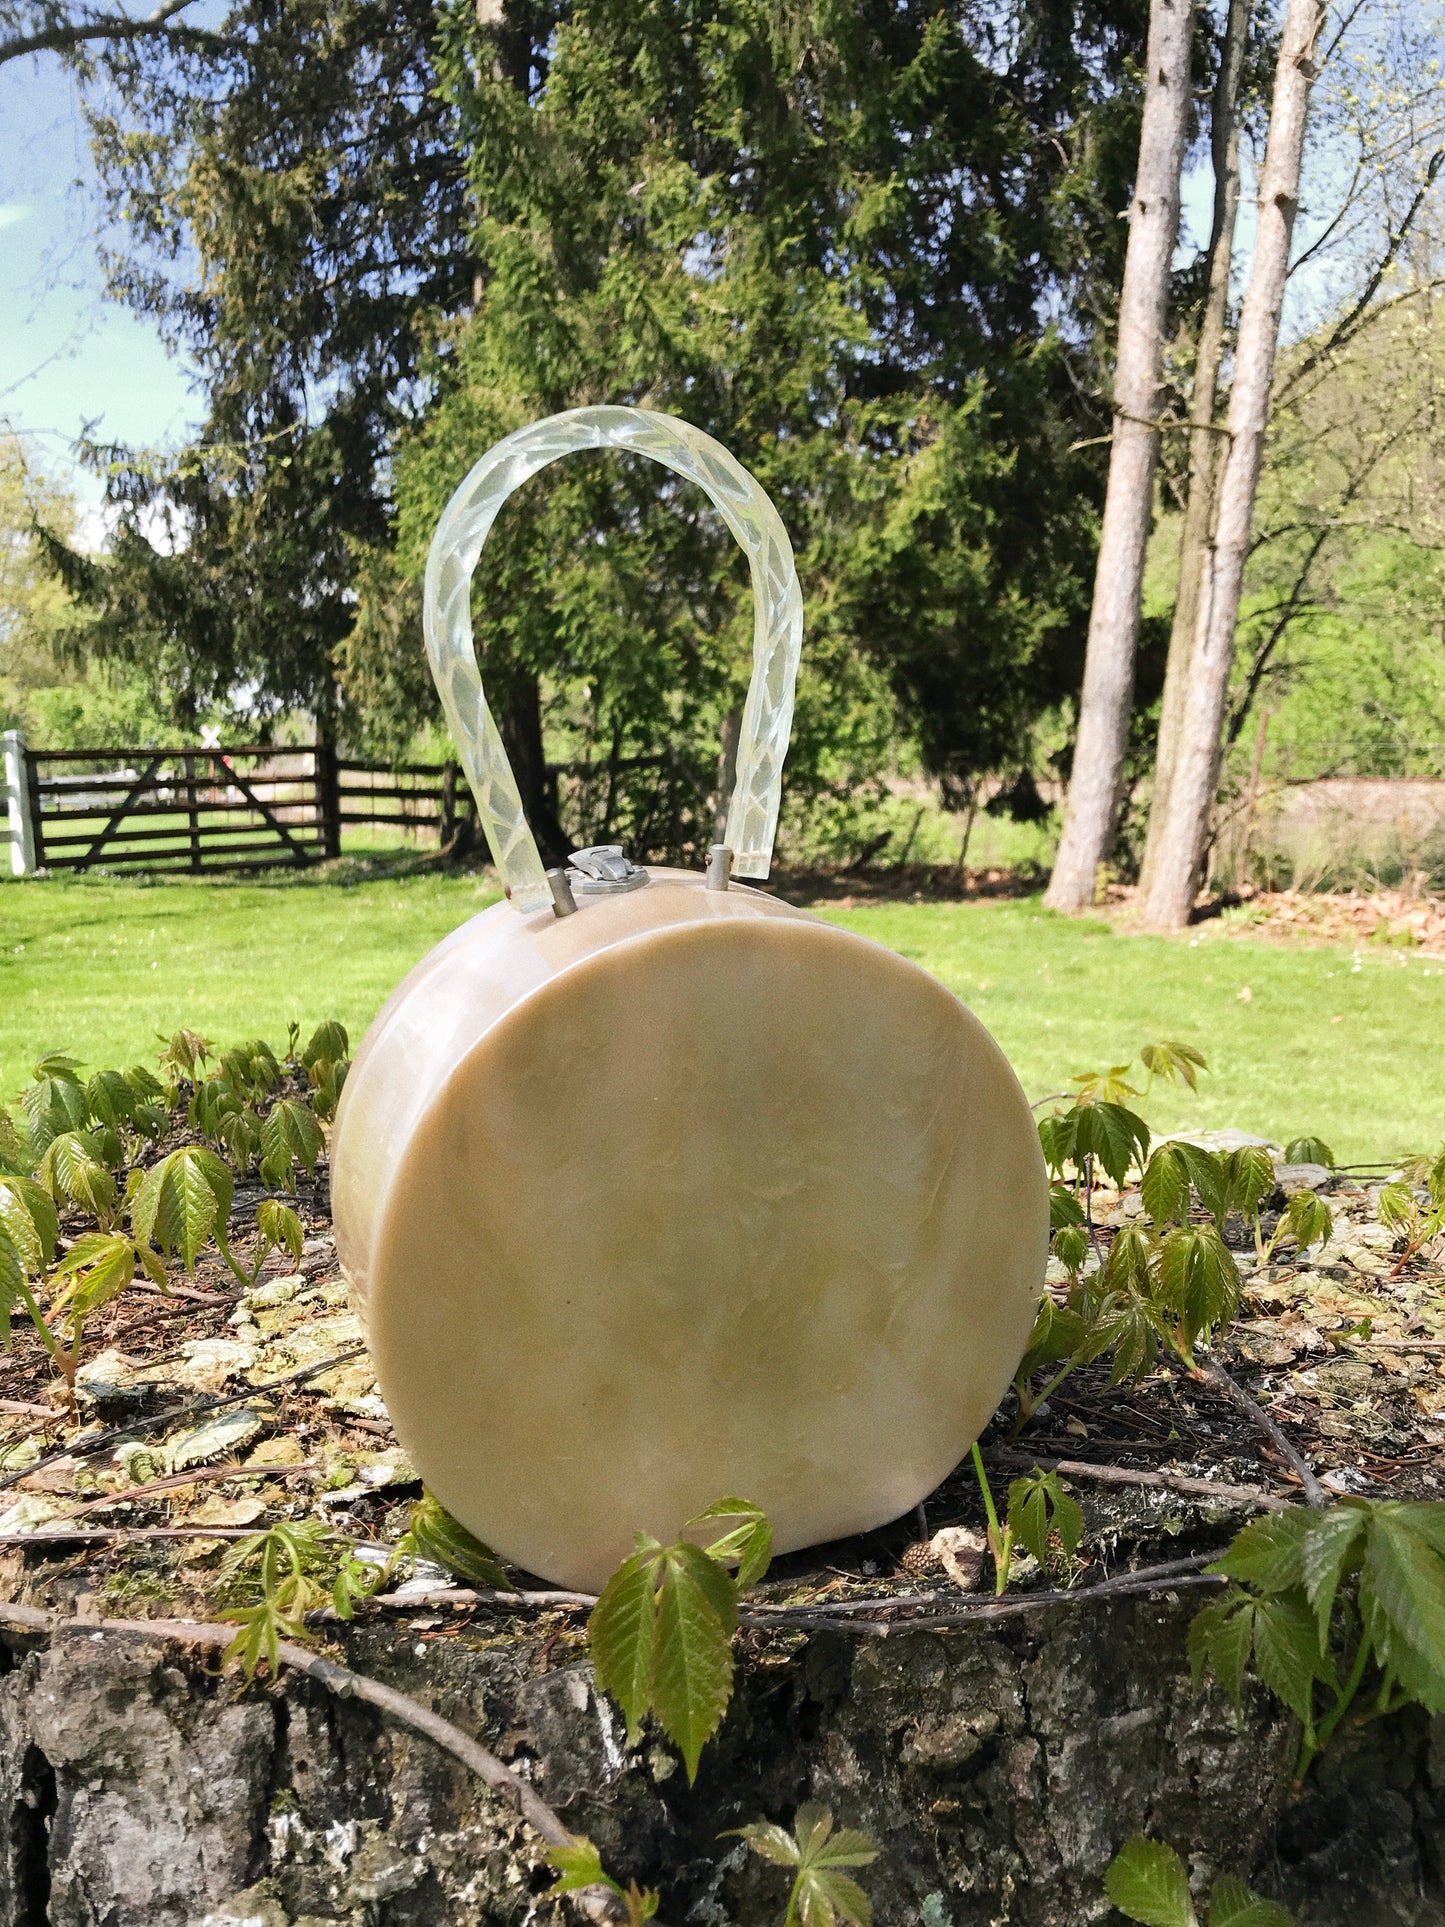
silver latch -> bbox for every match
[567,844,650,894]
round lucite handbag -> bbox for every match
[331,406,1047,1590]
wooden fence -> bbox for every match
[2,733,473,876]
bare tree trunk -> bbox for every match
[1137,0,1250,901]
[1042,0,1197,913]
[1140,0,1328,931]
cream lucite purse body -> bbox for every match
[331,407,1048,1590]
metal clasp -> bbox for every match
[568,845,650,894]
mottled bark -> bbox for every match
[0,1594,1438,1925]
[1141,0,1329,931]
[1043,0,1197,913]
[1137,0,1250,903]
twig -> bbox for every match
[736,1561,1225,1637]
[1196,1357,1327,1508]
[0,1600,629,1925]
[0,1525,299,1546]
[344,1557,1226,1638]
[984,1447,1295,1513]
[0,1347,368,1495]
[47,1459,319,1525]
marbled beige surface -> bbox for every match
[332,872,1047,1589]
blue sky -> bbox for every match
[0,55,199,536]
[0,32,1364,546]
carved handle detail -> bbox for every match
[423,405,804,911]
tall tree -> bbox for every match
[1139,0,1328,929]
[1137,0,1250,901]
[1043,0,1197,913]
[377,0,1155,863]
[46,0,504,736]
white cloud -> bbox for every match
[0,203,31,231]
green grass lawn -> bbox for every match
[2,860,1442,1162]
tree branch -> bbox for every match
[0,0,205,65]
[0,1600,630,1924]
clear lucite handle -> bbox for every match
[423,405,804,912]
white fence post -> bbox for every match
[3,730,38,876]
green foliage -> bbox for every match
[220,1520,382,1676]
[260,1097,324,1192]
[1007,1469,1084,1579]
[1265,1192,1333,1260]
[132,1146,234,1273]
[1284,1136,1335,1168]
[1193,1500,1445,1776]
[402,1492,511,1591]
[1152,1226,1241,1363]
[1105,1837,1293,1927]
[1104,1836,1195,1927]
[21,1053,89,1151]
[157,1029,211,1086]
[1140,1042,1209,1095]
[36,1131,119,1224]
[732,1804,878,1927]
[248,1199,304,1285]
[545,1839,659,1923]
[588,1497,771,1781]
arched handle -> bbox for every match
[423,405,804,912]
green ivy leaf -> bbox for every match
[735,1805,878,1927]
[1250,1593,1333,1725]
[0,1110,28,1175]
[302,1020,350,1071]
[1049,1183,1085,1229]
[688,1497,773,1589]
[545,1837,624,1898]
[1170,1142,1230,1225]
[0,1181,47,1277]
[84,1069,137,1131]
[1104,1836,1195,1927]
[37,1132,118,1221]
[256,1198,304,1269]
[122,1065,166,1105]
[1276,1193,1332,1256]
[1223,1146,1275,1221]
[590,1538,666,1746]
[650,1540,739,1781]
[1083,1289,1165,1387]
[1297,1504,1367,1644]
[1208,1872,1294,1927]
[1188,1593,1255,1711]
[1038,1112,1076,1177]
[50,1232,138,1318]
[132,1146,233,1271]
[1140,1041,1208,1091]
[1377,1182,1418,1236]
[1007,1469,1084,1568]
[406,1492,512,1590]
[1283,1136,1334,1169]
[1141,1146,1192,1226]
[1103,1223,1153,1296]
[1072,1064,1142,1105]
[1018,1297,1087,1380]
[1073,1101,1151,1189]
[260,1097,325,1189]
[589,1529,743,1782]
[1151,1225,1239,1353]
[21,1057,89,1149]
[1210,1510,1313,1596]
[1052,1225,1089,1277]
[1358,1504,1445,1713]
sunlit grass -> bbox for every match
[2,860,1441,1162]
